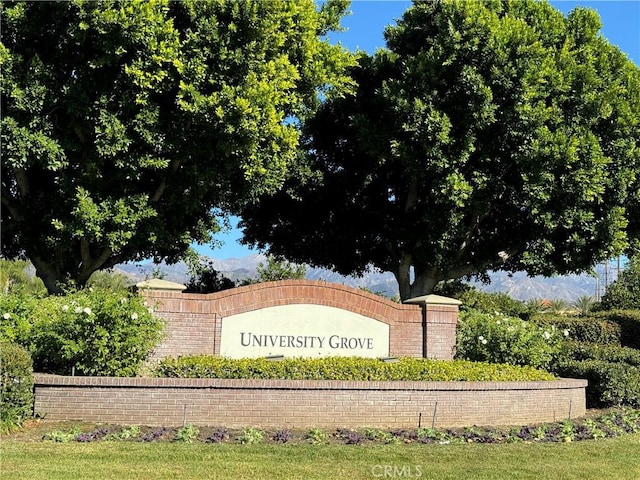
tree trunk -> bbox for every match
[394,255,441,301]
[407,274,439,299]
[395,253,413,301]
[30,258,67,295]
[29,243,119,294]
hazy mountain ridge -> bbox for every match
[115,253,615,301]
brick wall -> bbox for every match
[423,304,459,359]
[33,374,587,428]
[141,280,455,360]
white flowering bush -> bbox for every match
[0,293,42,346]
[1,289,164,376]
[456,310,566,369]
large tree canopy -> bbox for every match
[1,0,354,293]
[240,0,640,301]
[626,176,640,256]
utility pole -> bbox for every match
[617,255,621,279]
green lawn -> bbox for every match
[3,434,640,480]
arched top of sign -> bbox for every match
[192,279,421,323]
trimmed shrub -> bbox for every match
[456,310,564,369]
[153,356,555,382]
[530,314,621,345]
[0,342,34,432]
[593,310,640,350]
[552,359,640,408]
[560,342,640,368]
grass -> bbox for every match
[2,432,640,480]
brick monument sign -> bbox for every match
[137,279,461,361]
[34,280,588,428]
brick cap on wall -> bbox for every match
[404,294,462,306]
[33,374,587,392]
[135,279,186,291]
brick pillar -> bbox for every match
[404,294,461,360]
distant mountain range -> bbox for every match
[115,253,621,302]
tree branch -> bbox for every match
[12,167,31,198]
[78,240,114,283]
[150,158,181,202]
[74,126,85,144]
[455,209,486,262]
[80,238,91,267]
[404,177,418,214]
[1,192,23,222]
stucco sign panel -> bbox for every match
[220,304,390,358]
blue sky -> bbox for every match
[336,1,639,62]
[198,0,640,260]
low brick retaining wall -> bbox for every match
[33,374,587,428]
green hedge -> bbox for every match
[593,310,640,350]
[154,356,556,382]
[530,314,621,345]
[529,311,640,348]
[552,359,640,408]
[560,342,640,368]
[0,342,34,432]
